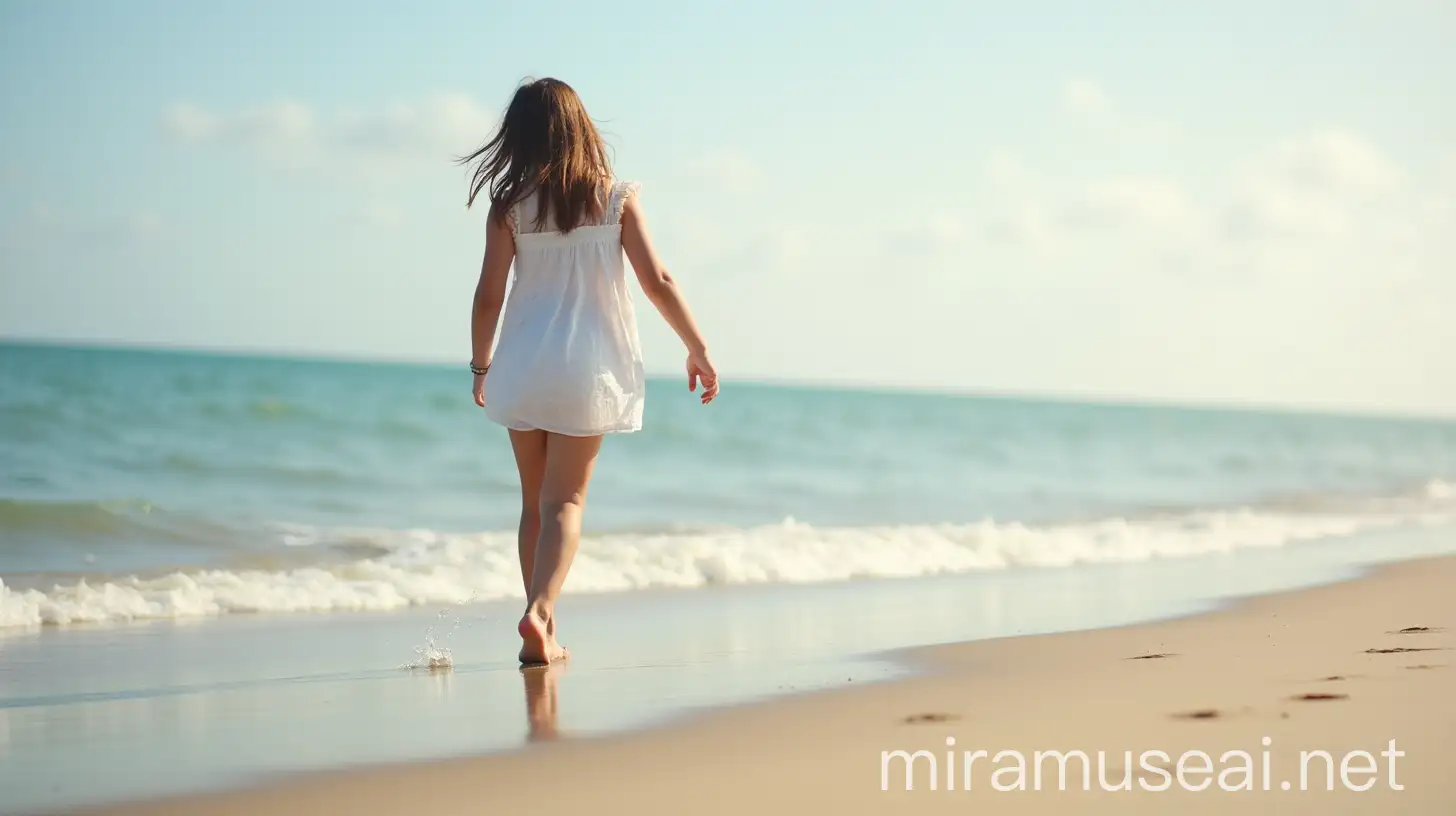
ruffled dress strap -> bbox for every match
[606,180,642,226]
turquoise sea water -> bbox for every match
[3,340,1456,628]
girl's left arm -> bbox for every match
[470,205,515,406]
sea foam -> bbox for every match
[1,504,1441,629]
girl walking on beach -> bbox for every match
[462,78,718,665]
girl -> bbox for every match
[462,78,718,665]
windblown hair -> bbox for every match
[459,78,612,233]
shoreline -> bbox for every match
[80,552,1456,815]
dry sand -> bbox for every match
[88,555,1455,815]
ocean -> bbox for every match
[3,340,1456,630]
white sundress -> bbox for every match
[482,180,647,436]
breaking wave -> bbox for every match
[4,502,1447,629]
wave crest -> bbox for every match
[0,506,1426,629]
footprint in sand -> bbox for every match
[1171,709,1221,720]
[1128,653,1177,660]
[1291,692,1348,702]
[1365,647,1445,654]
[902,712,959,725]
[1405,664,1446,671]
[1391,626,1444,634]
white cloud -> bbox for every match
[1223,176,1351,240]
[683,149,764,194]
[1061,76,1173,141]
[920,215,964,246]
[972,125,1446,297]
[885,214,967,258]
[979,152,1063,255]
[985,118,1409,256]
[1070,177,1202,235]
[982,201,1061,255]
[978,156,1201,251]
[1269,130,1402,194]
[1063,77,1113,119]
[162,93,500,178]
[986,152,1033,191]
[164,101,316,150]
[1221,131,1403,241]
[1424,194,1454,226]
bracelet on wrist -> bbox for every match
[469,361,490,376]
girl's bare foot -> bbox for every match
[546,614,569,662]
[517,610,568,665]
[549,635,570,662]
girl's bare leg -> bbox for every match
[507,429,548,595]
[517,432,602,664]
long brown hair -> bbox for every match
[459,78,612,233]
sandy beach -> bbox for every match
[82,553,1454,815]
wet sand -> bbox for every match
[82,552,1455,815]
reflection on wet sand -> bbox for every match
[521,663,562,742]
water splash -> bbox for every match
[403,594,479,670]
[408,636,454,670]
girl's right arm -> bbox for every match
[621,195,719,404]
[468,203,515,407]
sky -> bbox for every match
[1,0,1454,416]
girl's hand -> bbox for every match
[472,372,487,407]
[686,350,719,404]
